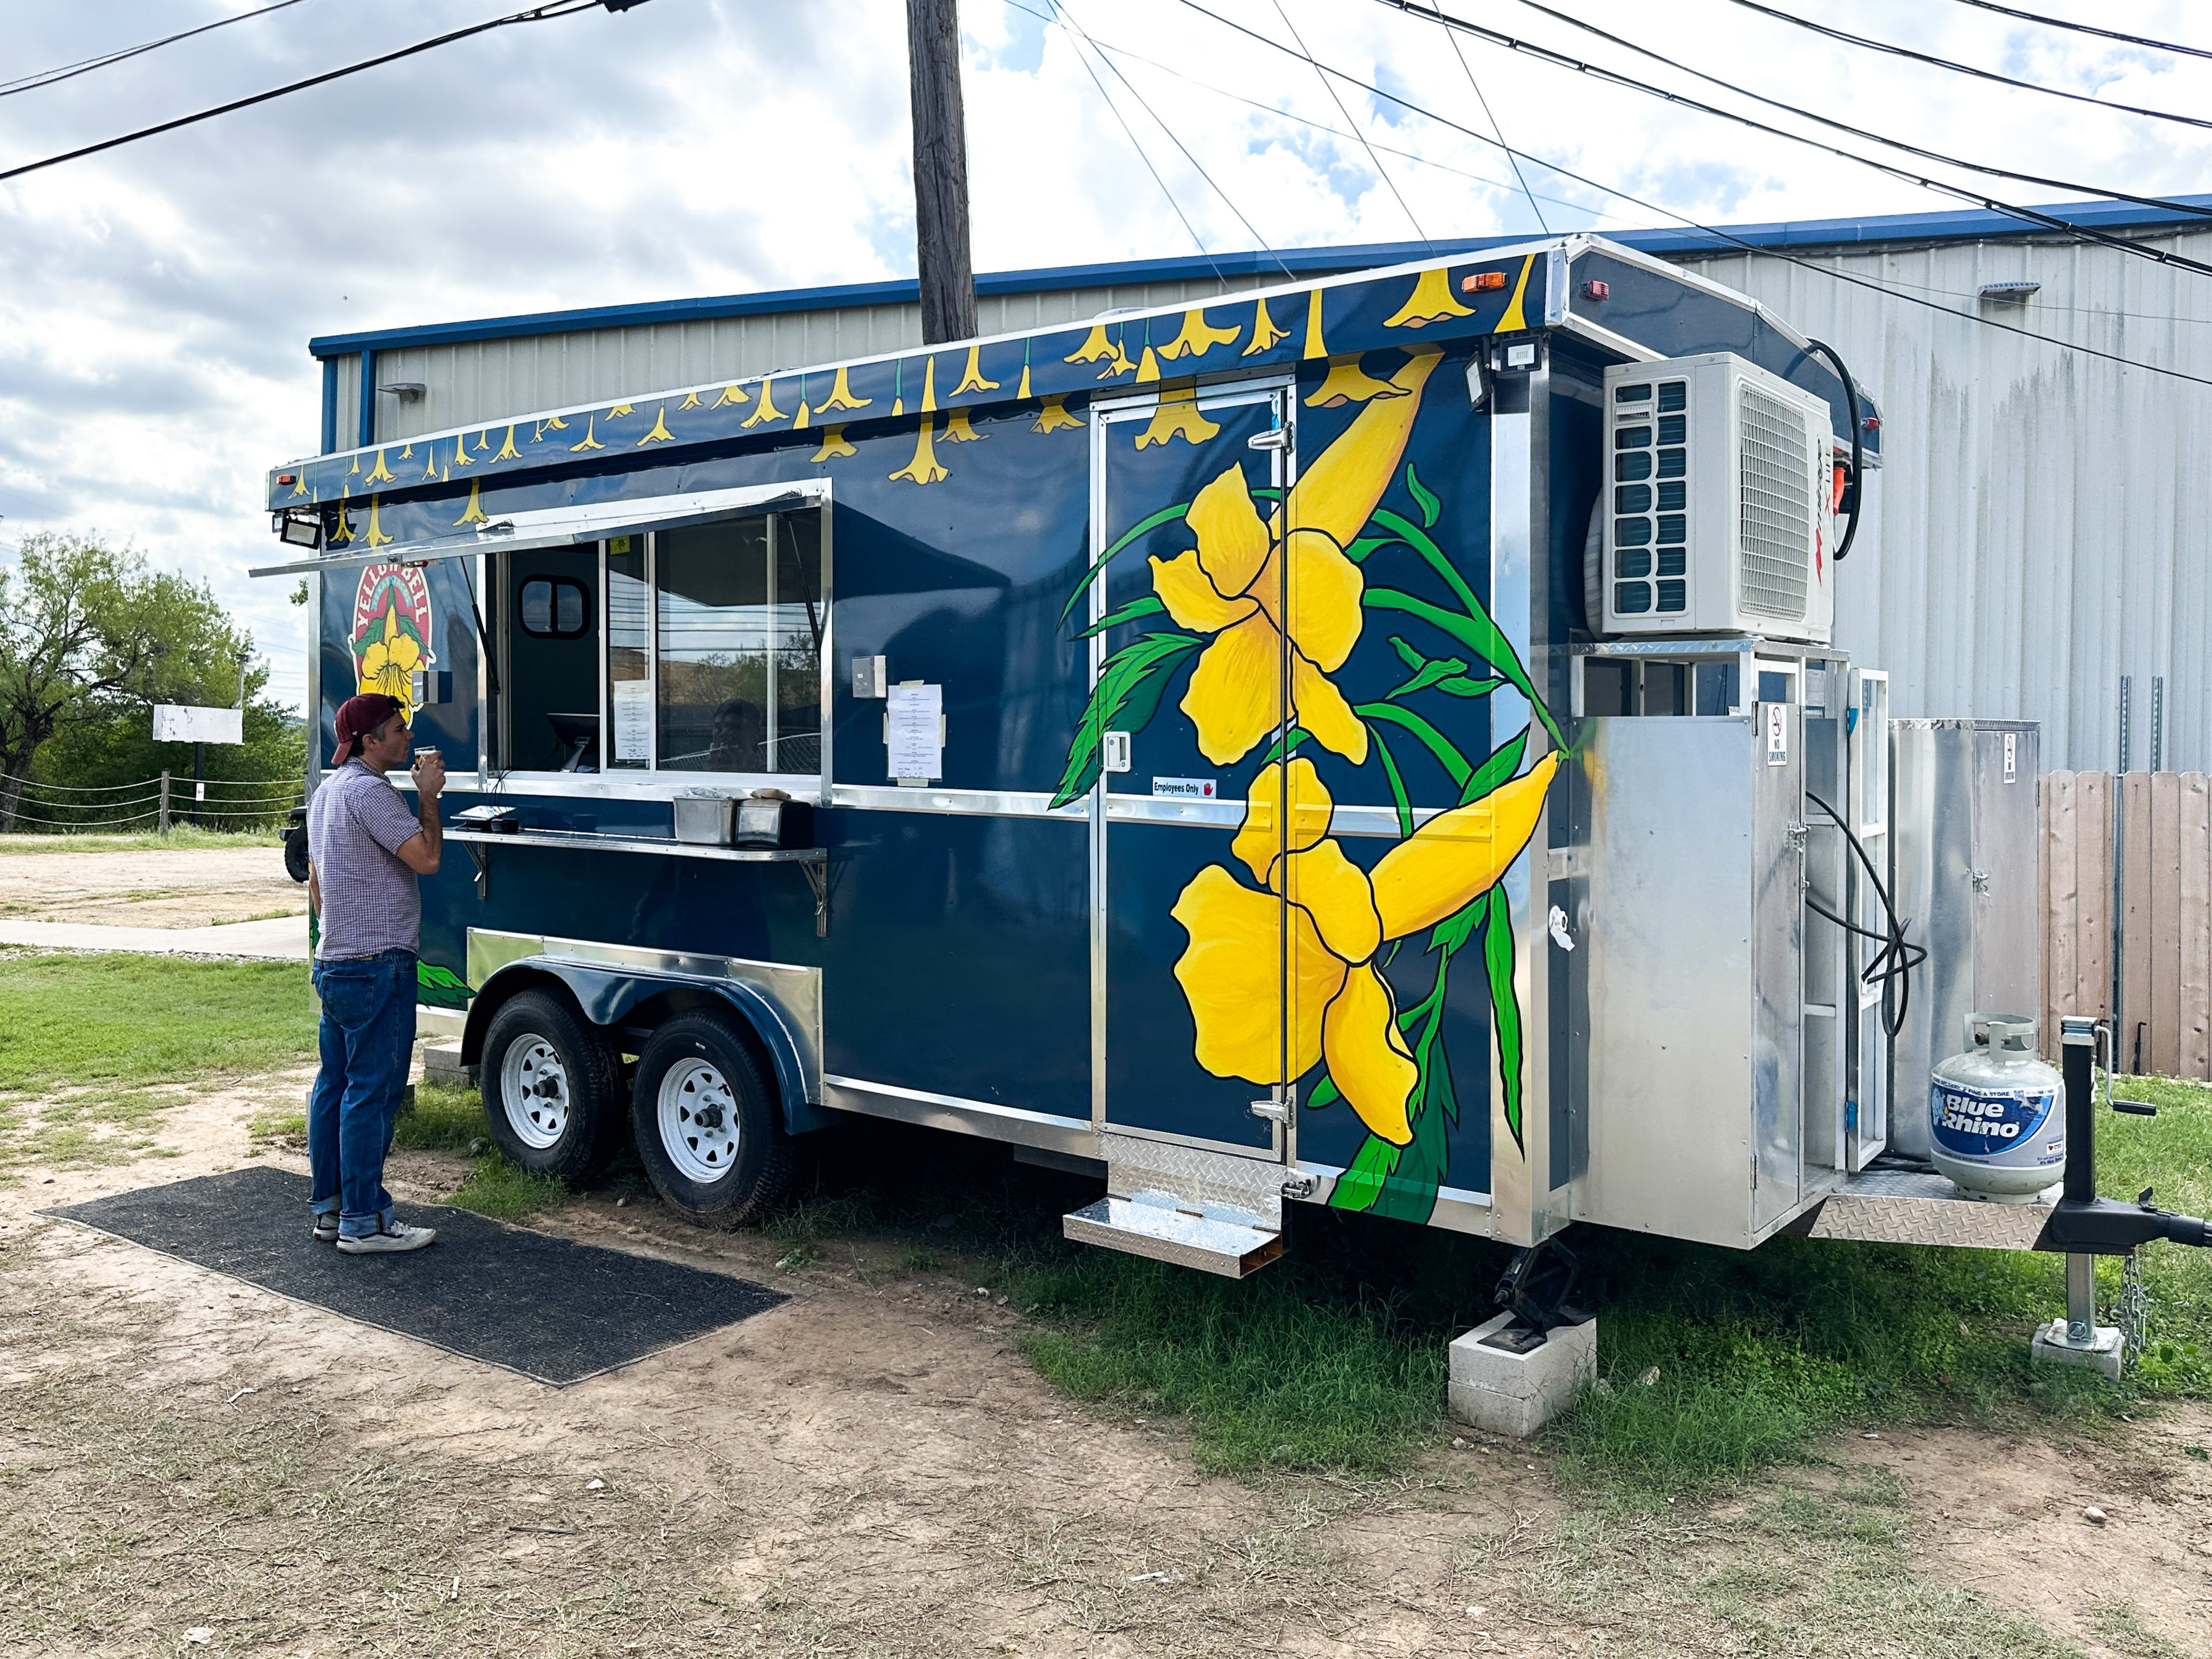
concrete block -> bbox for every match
[422,1040,476,1087]
[2030,1319,2124,1381]
[1448,1312,1597,1438]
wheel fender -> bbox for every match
[463,957,831,1134]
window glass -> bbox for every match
[519,577,589,639]
[606,535,650,769]
[771,512,824,775]
[657,518,771,772]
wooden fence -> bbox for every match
[2041,770,2212,1077]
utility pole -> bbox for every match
[907,0,976,344]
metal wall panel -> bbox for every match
[1674,230,2212,771]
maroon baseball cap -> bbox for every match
[332,693,406,764]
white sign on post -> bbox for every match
[153,704,243,745]
[611,680,652,762]
[886,683,944,782]
[1765,702,1789,766]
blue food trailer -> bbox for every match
[257,236,1948,1278]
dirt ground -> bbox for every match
[0,844,305,929]
[3,1062,2210,1659]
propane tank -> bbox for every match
[1930,1013,2066,1202]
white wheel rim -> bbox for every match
[499,1036,570,1149]
[658,1057,740,1185]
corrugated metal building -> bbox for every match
[307,194,2212,771]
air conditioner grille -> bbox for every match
[1737,384,1810,619]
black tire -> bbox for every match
[630,1012,793,1229]
[283,829,311,884]
[480,988,626,1184]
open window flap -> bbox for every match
[249,479,828,578]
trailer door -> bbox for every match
[1091,382,1296,1160]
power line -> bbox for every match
[1728,0,2212,131]
[1270,0,1431,248]
[1053,1,1293,279]
[1440,11,1545,234]
[1948,0,2212,59]
[1362,1,2212,282]
[1486,0,2212,226]
[0,1,611,187]
[0,0,319,98]
[1046,1,1224,277]
[998,0,1622,225]
[1170,0,2212,392]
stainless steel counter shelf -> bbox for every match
[448,828,832,934]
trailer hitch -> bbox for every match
[2034,1017,2212,1256]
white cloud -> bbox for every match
[3,0,2209,707]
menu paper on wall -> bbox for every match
[887,682,943,782]
[612,680,652,762]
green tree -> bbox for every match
[0,532,288,832]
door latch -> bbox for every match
[1249,1097,1290,1124]
[1247,427,1289,452]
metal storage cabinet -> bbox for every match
[1580,705,1813,1248]
[1887,718,2041,1158]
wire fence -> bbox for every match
[0,771,305,834]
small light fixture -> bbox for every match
[275,510,320,548]
[1461,270,1509,293]
[1978,280,2040,304]
[376,382,427,402]
[1582,279,1611,301]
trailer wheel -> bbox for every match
[629,1012,793,1229]
[282,829,310,884]
[480,988,625,1184]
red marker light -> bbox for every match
[277,473,296,485]
[1461,270,1509,292]
[1582,279,1610,301]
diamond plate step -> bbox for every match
[1061,1132,1288,1278]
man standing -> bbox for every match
[305,692,445,1253]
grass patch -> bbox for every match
[245,1105,307,1154]
[0,952,315,1092]
[442,1155,566,1222]
[0,827,286,856]
[392,1080,487,1153]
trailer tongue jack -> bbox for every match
[2031,1016,2212,1377]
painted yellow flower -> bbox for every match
[1172,750,1558,1146]
[358,606,421,706]
[1147,349,1440,767]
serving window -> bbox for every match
[492,504,825,785]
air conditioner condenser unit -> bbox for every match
[1594,353,1837,645]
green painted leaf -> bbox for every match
[1353,703,1471,793]
[1404,461,1441,530]
[417,960,472,1010]
[1074,593,1166,639]
[1049,632,1205,808]
[1382,640,1472,702]
[1429,898,1486,958]
[1434,675,1503,699]
[1391,635,1426,672]
[1365,587,1567,752]
[1256,725,1312,769]
[1346,535,1395,565]
[1056,503,1190,624]
[1372,728,1414,841]
[1461,727,1528,807]
[1484,887,1525,1153]
[1369,509,1480,618]
[1306,1075,1341,1112]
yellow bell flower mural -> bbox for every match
[1147,349,1441,767]
[1172,752,1557,1146]
[1383,267,1474,329]
[1065,322,1135,380]
[1134,385,1219,450]
[952,344,998,395]
[741,379,788,428]
[357,605,423,706]
[942,407,983,442]
[1160,307,1240,361]
[817,366,870,413]
[1032,395,1083,434]
[1243,298,1290,356]
[811,425,857,463]
[889,416,948,485]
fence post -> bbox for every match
[158,771,169,835]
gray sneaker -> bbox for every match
[312,1213,339,1243]
[336,1219,438,1255]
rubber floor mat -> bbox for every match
[42,1165,787,1385]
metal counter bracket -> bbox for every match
[448,828,832,934]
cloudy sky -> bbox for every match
[3,0,2210,709]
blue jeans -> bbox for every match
[308,949,417,1238]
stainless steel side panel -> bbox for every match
[1751,703,1806,1233]
[1887,720,2041,1158]
[1583,717,1762,1247]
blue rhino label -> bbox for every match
[1930,1080,2063,1166]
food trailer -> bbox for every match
[256,236,2206,1316]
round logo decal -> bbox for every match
[351,564,435,713]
